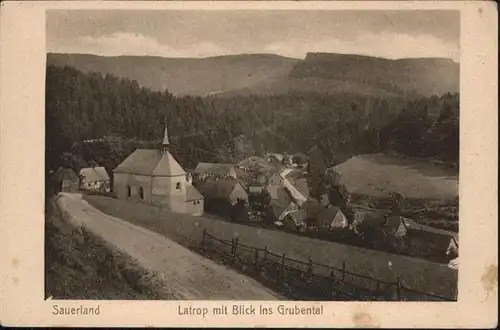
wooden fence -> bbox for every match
[199,228,455,301]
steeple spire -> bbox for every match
[162,124,170,153]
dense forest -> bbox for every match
[46,65,459,180]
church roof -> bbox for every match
[185,185,204,201]
[113,149,186,177]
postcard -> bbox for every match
[0,1,497,328]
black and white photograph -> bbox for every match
[43,9,462,302]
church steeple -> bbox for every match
[162,124,170,153]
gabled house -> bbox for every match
[267,199,299,223]
[317,206,348,229]
[79,165,110,192]
[198,179,248,206]
[198,178,249,220]
[282,209,307,232]
[447,236,459,258]
[381,215,408,237]
[402,217,459,258]
[266,172,286,199]
[51,167,79,192]
[193,162,237,180]
[112,125,204,216]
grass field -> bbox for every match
[334,153,458,201]
[85,195,458,299]
[45,198,164,299]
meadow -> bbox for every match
[334,153,458,201]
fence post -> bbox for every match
[308,256,313,274]
[263,246,268,262]
[231,238,235,254]
[342,261,346,281]
[254,249,259,270]
[280,253,286,280]
[396,277,401,301]
[201,228,206,252]
[232,238,239,263]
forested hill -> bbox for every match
[45,65,459,178]
[46,53,299,96]
[47,52,459,98]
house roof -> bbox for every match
[237,156,272,171]
[185,185,204,202]
[382,216,406,234]
[292,178,310,199]
[269,200,288,219]
[198,179,244,200]
[113,149,186,177]
[353,210,404,234]
[287,209,308,224]
[194,162,236,176]
[275,186,293,205]
[80,166,109,183]
[282,176,308,205]
[52,167,79,183]
[402,217,458,240]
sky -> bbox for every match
[46,10,460,62]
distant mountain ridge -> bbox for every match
[47,52,459,98]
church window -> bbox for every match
[139,187,144,200]
[127,185,131,198]
[176,182,181,191]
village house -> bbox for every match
[198,178,249,220]
[317,206,349,229]
[51,167,79,192]
[198,179,249,206]
[265,170,308,207]
[266,187,299,223]
[381,215,408,237]
[352,210,407,237]
[193,162,237,180]
[112,125,204,216]
[402,218,459,259]
[282,209,307,232]
[79,165,110,192]
[447,236,459,258]
[266,172,286,199]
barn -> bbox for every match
[112,125,204,216]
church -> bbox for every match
[112,125,204,216]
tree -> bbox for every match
[292,153,308,166]
[307,145,327,200]
[231,199,248,222]
[325,168,342,186]
[327,183,350,209]
[390,191,405,215]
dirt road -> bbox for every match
[56,193,282,300]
